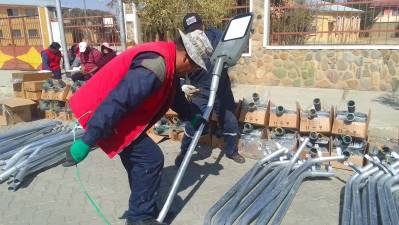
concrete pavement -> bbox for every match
[0,140,351,225]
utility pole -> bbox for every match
[55,0,71,70]
[82,0,89,40]
[117,0,127,51]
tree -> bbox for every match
[109,0,235,40]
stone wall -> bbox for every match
[229,0,399,91]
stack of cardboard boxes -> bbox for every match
[0,72,51,126]
[40,79,73,121]
[147,96,370,170]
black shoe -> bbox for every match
[175,153,184,167]
[126,218,167,225]
[227,153,245,164]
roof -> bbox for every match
[370,0,399,7]
[296,0,364,13]
[0,0,55,7]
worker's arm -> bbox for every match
[171,82,195,121]
[82,53,165,147]
[41,51,50,70]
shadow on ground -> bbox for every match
[374,94,399,110]
[158,145,224,224]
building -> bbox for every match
[370,0,399,42]
[301,0,363,44]
[0,0,55,70]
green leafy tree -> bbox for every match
[109,0,235,40]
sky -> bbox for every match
[61,0,113,12]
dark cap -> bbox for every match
[183,13,203,32]
[49,42,61,50]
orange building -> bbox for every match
[0,1,55,70]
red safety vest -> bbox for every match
[69,42,177,158]
[43,49,61,71]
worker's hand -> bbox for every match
[63,139,90,167]
[182,85,200,101]
[190,114,207,130]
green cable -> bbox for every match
[75,166,111,225]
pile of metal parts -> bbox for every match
[204,138,349,225]
[42,78,68,92]
[39,100,70,113]
[244,92,267,112]
[304,132,330,156]
[269,127,297,152]
[341,150,399,225]
[302,98,330,120]
[0,121,83,191]
[333,135,368,156]
[336,100,368,124]
[153,117,171,136]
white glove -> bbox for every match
[181,84,200,101]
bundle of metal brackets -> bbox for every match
[0,121,83,191]
[341,151,399,225]
[204,138,349,225]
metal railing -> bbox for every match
[268,0,399,46]
[56,15,121,47]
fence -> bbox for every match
[269,0,399,46]
[59,15,120,48]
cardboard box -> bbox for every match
[165,109,178,118]
[168,128,212,146]
[24,91,42,101]
[12,72,51,99]
[23,81,45,92]
[269,101,300,129]
[44,110,56,119]
[331,109,370,139]
[330,152,366,171]
[55,111,73,121]
[239,101,269,126]
[41,85,71,101]
[299,106,334,134]
[0,98,35,126]
[14,91,24,98]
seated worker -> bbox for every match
[63,30,213,225]
[94,42,117,71]
[41,42,62,79]
[71,41,101,81]
[175,13,245,166]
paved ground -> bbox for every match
[0,139,352,225]
[0,69,398,225]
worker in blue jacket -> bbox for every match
[175,13,245,166]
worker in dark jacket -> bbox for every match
[63,30,213,225]
[41,42,62,79]
[96,42,117,70]
[175,13,245,166]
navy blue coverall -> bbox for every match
[180,28,239,157]
[81,52,193,222]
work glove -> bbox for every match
[182,84,200,102]
[190,114,207,130]
[63,139,90,167]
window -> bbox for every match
[11,29,22,39]
[7,9,18,17]
[28,29,39,38]
[25,8,38,17]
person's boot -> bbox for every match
[126,218,167,225]
[226,153,245,164]
[174,153,184,167]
